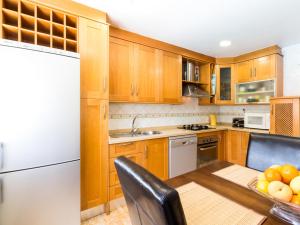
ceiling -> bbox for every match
[75,0,300,57]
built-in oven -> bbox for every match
[197,136,218,168]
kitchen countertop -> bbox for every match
[109,125,269,144]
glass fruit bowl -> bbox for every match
[248,178,300,224]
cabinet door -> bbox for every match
[81,99,108,210]
[144,138,168,180]
[79,18,109,99]
[216,64,234,104]
[253,55,275,81]
[159,51,182,103]
[109,38,135,102]
[236,60,253,83]
[134,44,160,103]
[226,130,249,166]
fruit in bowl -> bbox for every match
[255,164,300,206]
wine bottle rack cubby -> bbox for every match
[1,0,78,52]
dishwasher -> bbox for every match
[169,135,197,178]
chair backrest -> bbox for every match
[114,156,187,225]
[246,133,300,171]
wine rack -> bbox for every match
[1,0,78,52]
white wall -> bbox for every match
[283,44,300,96]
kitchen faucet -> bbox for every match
[131,115,139,135]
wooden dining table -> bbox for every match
[165,160,289,225]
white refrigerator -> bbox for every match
[0,40,80,225]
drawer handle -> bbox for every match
[199,146,217,151]
[144,145,148,159]
[119,142,134,146]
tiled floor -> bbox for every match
[82,206,131,225]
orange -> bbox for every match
[264,168,282,182]
[280,164,298,184]
[291,195,300,206]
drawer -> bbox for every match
[110,153,144,173]
[109,172,120,186]
[110,142,142,157]
[109,185,123,200]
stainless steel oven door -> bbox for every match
[197,142,218,168]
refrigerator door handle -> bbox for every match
[0,143,3,169]
[0,178,3,203]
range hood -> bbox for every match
[183,84,210,98]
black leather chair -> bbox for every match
[246,133,300,171]
[114,156,187,225]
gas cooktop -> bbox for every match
[177,124,215,131]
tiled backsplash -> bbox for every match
[109,98,270,130]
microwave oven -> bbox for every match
[244,112,270,130]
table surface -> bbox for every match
[166,161,289,225]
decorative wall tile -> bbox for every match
[109,98,270,130]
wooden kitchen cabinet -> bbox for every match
[81,99,109,210]
[80,18,109,99]
[159,51,182,104]
[236,60,252,83]
[109,37,182,104]
[109,37,134,102]
[236,54,278,83]
[215,64,235,104]
[270,97,300,137]
[142,138,169,180]
[226,130,250,166]
[134,44,160,102]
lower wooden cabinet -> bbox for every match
[81,99,109,210]
[108,138,168,200]
[226,130,249,166]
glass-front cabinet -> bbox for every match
[216,64,234,104]
[235,79,275,104]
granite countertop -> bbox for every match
[109,125,269,144]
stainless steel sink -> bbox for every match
[110,130,162,138]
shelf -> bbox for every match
[37,32,50,47]
[52,11,64,25]
[182,80,208,85]
[37,5,50,21]
[52,36,64,50]
[52,23,64,38]
[21,28,35,44]
[3,0,19,12]
[236,90,275,95]
[21,14,35,31]
[37,18,50,34]
[21,1,35,16]
[66,26,77,41]
[2,8,18,26]
[2,24,18,41]
[66,39,77,52]
[66,15,77,28]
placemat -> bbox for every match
[212,164,260,188]
[177,182,266,225]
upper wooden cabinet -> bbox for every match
[80,18,109,99]
[159,51,182,104]
[134,45,160,102]
[236,54,278,83]
[270,97,300,137]
[109,38,134,102]
[109,38,182,104]
[215,64,235,105]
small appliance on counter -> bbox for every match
[244,112,270,130]
[232,117,245,128]
[209,114,217,126]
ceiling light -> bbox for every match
[219,40,231,47]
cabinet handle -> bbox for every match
[0,143,3,170]
[131,84,135,96]
[254,68,256,77]
[144,145,148,159]
[119,142,134,146]
[103,104,107,120]
[103,76,107,94]
[271,104,274,115]
[136,86,139,96]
